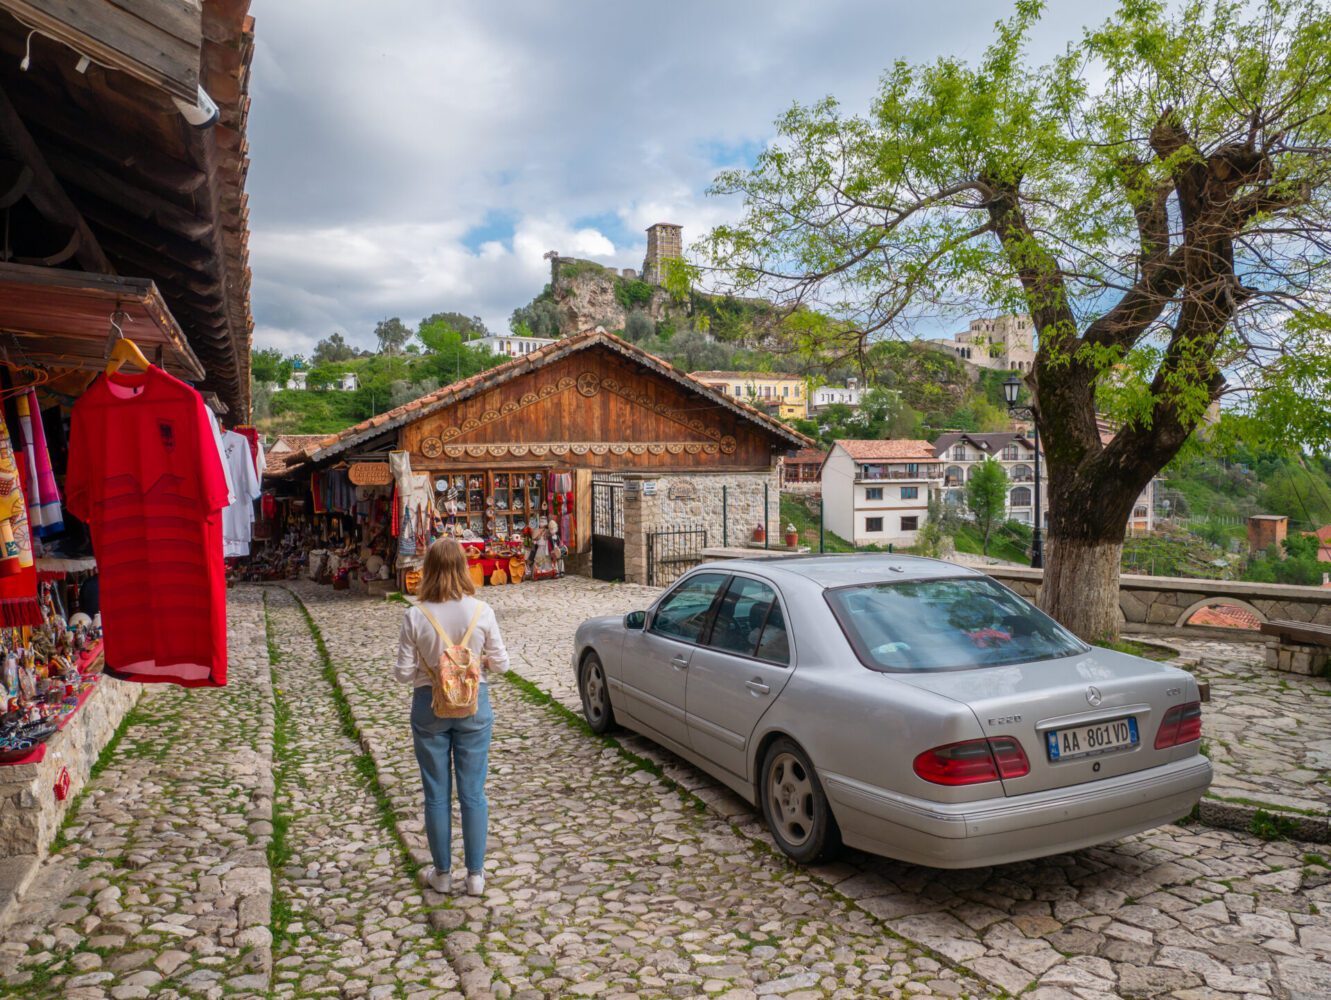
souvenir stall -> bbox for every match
[273,329,808,590]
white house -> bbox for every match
[285,370,307,391]
[933,429,1157,532]
[821,439,942,547]
[475,334,557,358]
[339,371,359,391]
[810,378,863,413]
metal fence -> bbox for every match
[647,525,708,587]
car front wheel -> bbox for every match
[579,652,616,734]
[760,737,840,864]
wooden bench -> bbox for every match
[1260,619,1331,648]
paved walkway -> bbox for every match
[1134,634,1331,834]
[0,588,275,999]
[352,574,1329,1000]
[3,577,1329,1000]
[293,582,984,1000]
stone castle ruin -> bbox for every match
[546,222,682,287]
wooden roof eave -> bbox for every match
[302,331,813,467]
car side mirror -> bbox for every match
[625,610,647,630]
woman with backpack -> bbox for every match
[394,537,508,896]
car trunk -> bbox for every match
[891,649,1197,795]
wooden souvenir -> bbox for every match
[468,563,485,588]
[404,569,422,595]
[490,566,509,586]
[507,557,525,583]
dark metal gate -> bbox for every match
[647,525,708,587]
[591,477,624,581]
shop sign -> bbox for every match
[349,462,393,486]
[667,481,697,501]
[642,480,657,496]
[624,480,641,494]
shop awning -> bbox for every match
[0,262,205,381]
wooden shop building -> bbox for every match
[278,329,811,586]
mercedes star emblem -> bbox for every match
[1086,685,1103,708]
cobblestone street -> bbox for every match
[1,578,1329,1000]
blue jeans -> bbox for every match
[410,684,493,874]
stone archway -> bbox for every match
[1176,596,1267,631]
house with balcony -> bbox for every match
[933,429,1157,532]
[820,440,941,546]
[690,370,808,420]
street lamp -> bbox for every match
[1003,374,1044,569]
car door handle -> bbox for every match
[746,678,771,695]
[671,655,690,671]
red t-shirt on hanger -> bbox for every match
[66,365,230,687]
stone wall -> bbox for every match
[623,469,780,584]
[0,677,140,859]
[984,566,1331,639]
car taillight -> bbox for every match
[913,737,1030,785]
[1154,701,1203,749]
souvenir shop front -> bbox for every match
[275,329,809,592]
[0,0,256,892]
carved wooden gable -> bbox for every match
[399,347,779,470]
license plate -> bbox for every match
[1046,717,1138,761]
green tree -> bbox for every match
[966,459,1009,556]
[420,312,489,341]
[312,332,358,365]
[510,293,561,339]
[373,317,413,355]
[416,318,497,385]
[702,0,1331,639]
[250,347,294,387]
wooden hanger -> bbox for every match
[104,309,152,375]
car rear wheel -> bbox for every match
[760,737,840,864]
[579,652,616,734]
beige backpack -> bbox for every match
[417,604,484,718]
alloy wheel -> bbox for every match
[767,751,815,847]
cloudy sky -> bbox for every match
[246,0,1119,357]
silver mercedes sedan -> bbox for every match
[572,555,1211,869]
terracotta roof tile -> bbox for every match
[833,439,936,460]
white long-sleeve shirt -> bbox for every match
[394,597,510,688]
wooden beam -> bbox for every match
[12,226,81,266]
[0,0,202,102]
[46,149,215,240]
[0,160,32,209]
[25,111,206,195]
[0,84,112,273]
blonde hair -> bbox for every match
[417,537,476,603]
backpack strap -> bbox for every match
[459,603,485,646]
[415,605,456,647]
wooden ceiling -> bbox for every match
[0,0,254,416]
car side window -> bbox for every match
[649,573,728,644]
[755,600,791,666]
[705,577,777,656]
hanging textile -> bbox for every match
[221,429,262,557]
[0,406,40,625]
[15,390,62,536]
[67,365,231,687]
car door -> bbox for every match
[686,575,795,780]
[619,571,728,748]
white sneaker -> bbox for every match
[423,865,451,893]
[464,872,485,896]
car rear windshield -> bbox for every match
[825,576,1088,673]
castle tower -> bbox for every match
[642,222,683,285]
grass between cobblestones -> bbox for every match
[262,592,296,951]
[286,591,419,877]
[47,701,140,855]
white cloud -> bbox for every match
[246,0,1120,350]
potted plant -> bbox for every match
[752,523,766,544]
[784,523,799,547]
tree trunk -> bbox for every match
[1038,448,1155,642]
[1040,537,1124,641]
